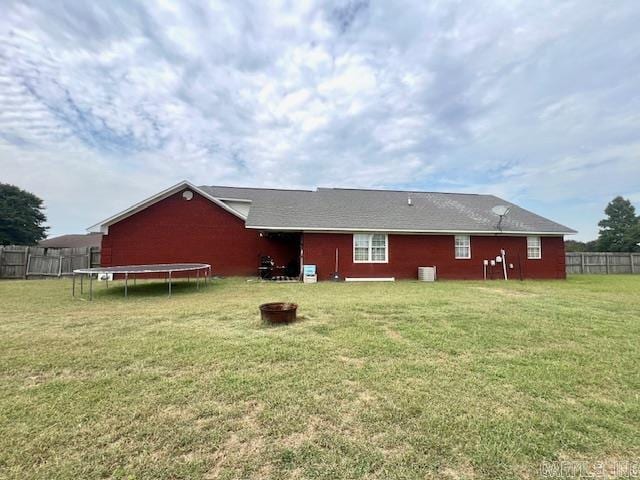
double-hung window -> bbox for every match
[353,234,388,263]
[527,236,542,259]
[454,235,471,259]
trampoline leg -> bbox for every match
[196,269,200,290]
[125,273,128,298]
[106,276,109,288]
[80,274,84,294]
[168,271,172,297]
[133,275,136,286]
[72,274,76,297]
[89,274,93,301]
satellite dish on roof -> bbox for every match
[492,205,511,232]
[491,205,510,216]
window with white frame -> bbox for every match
[454,235,471,259]
[527,236,542,259]
[353,234,388,263]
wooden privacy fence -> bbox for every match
[1,246,638,278]
[566,252,640,274]
[0,246,100,279]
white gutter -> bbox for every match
[245,225,576,236]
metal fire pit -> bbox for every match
[259,302,298,324]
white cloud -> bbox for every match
[1,0,639,240]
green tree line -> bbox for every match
[566,196,640,252]
[0,183,48,245]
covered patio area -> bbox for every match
[257,232,301,281]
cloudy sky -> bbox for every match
[1,0,639,240]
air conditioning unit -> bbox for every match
[418,266,436,282]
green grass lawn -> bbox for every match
[1,276,639,479]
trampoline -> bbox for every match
[72,263,211,300]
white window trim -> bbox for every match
[527,236,542,259]
[353,233,389,263]
[454,235,471,259]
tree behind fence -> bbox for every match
[0,246,100,279]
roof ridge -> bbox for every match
[317,187,492,196]
[200,185,314,192]
[203,184,502,196]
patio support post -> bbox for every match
[89,273,93,301]
[168,271,172,297]
[125,273,128,298]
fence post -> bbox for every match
[632,253,636,274]
[86,247,91,269]
[580,253,585,274]
[23,246,30,279]
[605,253,609,274]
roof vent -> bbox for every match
[407,196,413,206]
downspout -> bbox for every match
[299,234,304,280]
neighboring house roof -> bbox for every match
[89,180,576,235]
[39,233,103,248]
[201,185,576,235]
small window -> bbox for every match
[527,236,541,259]
[354,234,370,262]
[454,235,471,259]
[353,234,388,263]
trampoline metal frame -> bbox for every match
[72,263,211,300]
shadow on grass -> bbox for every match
[256,314,308,330]
[79,279,218,300]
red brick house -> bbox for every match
[90,181,575,280]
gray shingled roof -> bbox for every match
[199,185,576,234]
